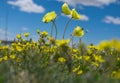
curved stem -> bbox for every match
[50,22,54,37]
[62,18,72,39]
[52,20,57,39]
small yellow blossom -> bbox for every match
[16,57,21,63]
[3,56,8,61]
[72,66,80,73]
[41,31,48,36]
[71,8,81,20]
[56,39,70,47]
[73,26,84,37]
[93,55,105,63]
[24,32,30,37]
[36,29,40,34]
[91,62,99,67]
[16,34,21,39]
[10,54,16,59]
[77,70,83,75]
[42,11,57,23]
[62,2,71,15]
[58,57,66,63]
[83,55,90,61]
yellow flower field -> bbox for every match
[0,2,120,83]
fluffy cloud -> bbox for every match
[8,0,45,13]
[103,16,120,25]
[57,0,117,7]
[62,14,89,21]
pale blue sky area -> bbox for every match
[0,0,120,45]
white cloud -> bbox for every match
[21,27,28,31]
[61,14,89,21]
[57,0,117,7]
[81,14,89,21]
[103,16,120,25]
[8,0,45,13]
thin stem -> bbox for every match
[62,18,72,39]
[50,22,54,37]
[52,20,57,39]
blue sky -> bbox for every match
[0,0,120,45]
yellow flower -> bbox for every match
[73,26,84,37]
[41,31,48,36]
[56,39,70,47]
[71,8,81,20]
[24,32,30,37]
[16,57,21,63]
[10,54,16,59]
[3,56,8,61]
[72,65,80,73]
[36,29,40,34]
[83,55,90,61]
[77,70,83,75]
[58,57,66,63]
[62,2,71,15]
[42,11,57,23]
[91,62,99,67]
[16,46,23,52]
[16,34,21,39]
[93,55,105,63]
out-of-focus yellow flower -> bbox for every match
[10,54,16,59]
[91,62,99,67]
[3,56,8,61]
[42,11,57,23]
[58,57,66,63]
[16,34,21,39]
[71,8,81,20]
[93,55,105,63]
[73,26,84,37]
[16,57,21,63]
[36,29,40,34]
[24,32,30,37]
[77,70,83,75]
[16,46,23,52]
[2,45,9,50]
[72,65,80,73]
[56,39,70,47]
[41,31,48,36]
[62,2,71,15]
[83,55,90,61]
[111,70,120,79]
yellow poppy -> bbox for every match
[73,26,84,37]
[42,11,57,23]
[71,8,81,20]
[62,2,71,15]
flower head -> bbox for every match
[41,31,48,36]
[42,11,57,23]
[73,26,84,37]
[56,39,70,47]
[62,2,71,15]
[24,32,30,37]
[16,34,21,39]
[71,9,81,20]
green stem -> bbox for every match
[62,18,72,39]
[50,22,54,37]
[52,20,57,39]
